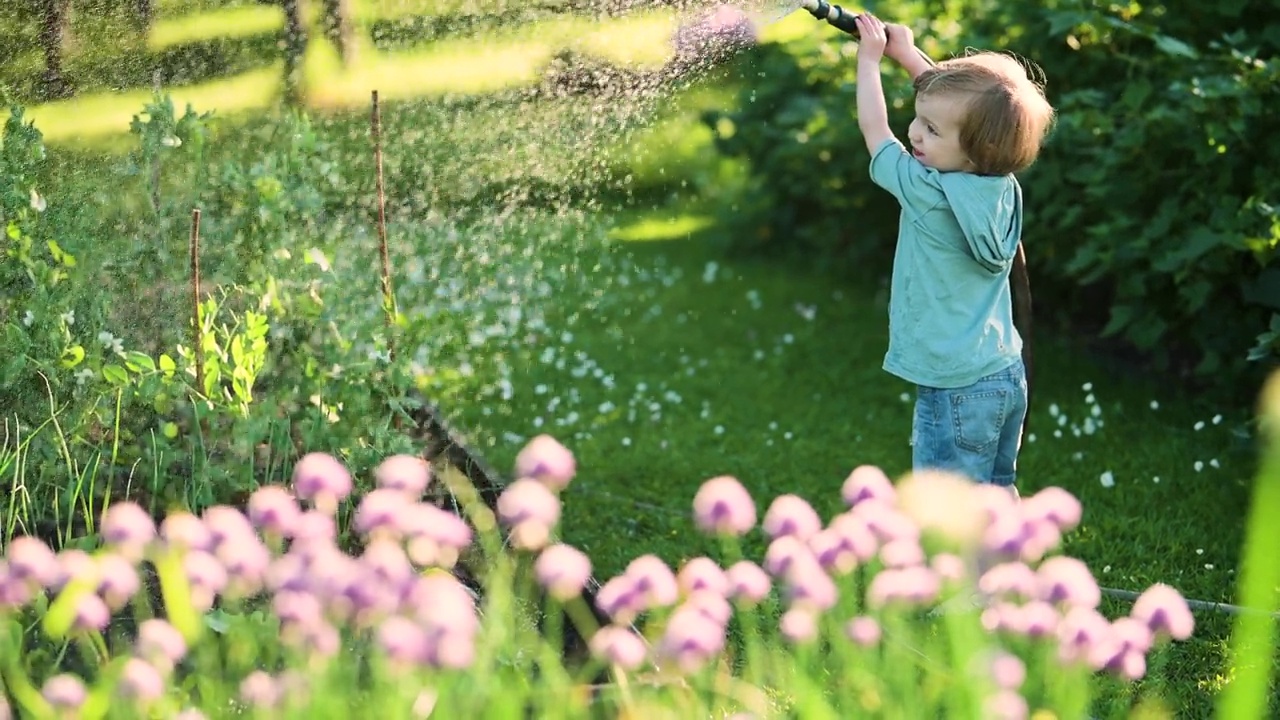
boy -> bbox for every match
[852,14,1056,492]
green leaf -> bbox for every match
[59,344,85,369]
[102,364,129,386]
[1101,304,1136,338]
[1153,34,1199,59]
[159,353,177,375]
[123,350,156,373]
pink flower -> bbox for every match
[1130,583,1194,641]
[100,502,156,557]
[52,549,97,592]
[985,689,1028,720]
[762,535,811,577]
[589,625,648,670]
[535,543,592,601]
[1022,486,1082,532]
[930,553,968,584]
[96,553,140,611]
[354,489,409,538]
[879,538,925,569]
[841,465,896,507]
[4,536,60,589]
[291,452,353,512]
[375,454,432,496]
[595,574,644,624]
[119,658,164,704]
[779,607,818,644]
[853,499,920,543]
[378,616,429,667]
[980,561,1041,602]
[827,512,879,562]
[239,671,280,709]
[691,476,756,536]
[291,511,336,547]
[497,479,561,528]
[657,605,726,673]
[684,590,732,626]
[626,555,679,609]
[845,616,881,647]
[514,435,576,491]
[1055,606,1113,666]
[676,557,728,597]
[809,527,858,575]
[202,505,256,550]
[509,521,552,552]
[866,566,941,608]
[988,651,1026,689]
[424,628,476,670]
[409,574,479,639]
[41,674,86,711]
[1035,556,1101,609]
[247,486,301,537]
[782,555,838,612]
[216,533,271,599]
[725,560,771,606]
[72,593,111,633]
[137,619,187,672]
[403,504,472,549]
[1016,600,1061,639]
[160,512,212,552]
[762,494,822,542]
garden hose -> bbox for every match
[798,1,1036,448]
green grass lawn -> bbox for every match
[4,0,1276,716]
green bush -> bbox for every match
[703,0,1280,399]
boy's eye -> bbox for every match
[928,125,939,135]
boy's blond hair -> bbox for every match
[913,51,1056,176]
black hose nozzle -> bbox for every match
[802,0,860,36]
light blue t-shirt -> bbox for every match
[868,137,1023,389]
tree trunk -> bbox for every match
[38,0,74,99]
[320,0,356,66]
[281,0,308,105]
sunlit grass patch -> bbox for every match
[148,3,285,50]
[4,67,280,144]
[608,213,715,242]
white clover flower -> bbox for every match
[1194,421,1205,431]
[60,309,75,326]
[23,310,35,327]
[1100,471,1115,488]
[1150,400,1160,410]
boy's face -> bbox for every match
[908,92,973,173]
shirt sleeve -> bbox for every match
[868,137,944,217]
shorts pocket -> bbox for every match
[950,389,1010,453]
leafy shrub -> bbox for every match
[702,0,1280,398]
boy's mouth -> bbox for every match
[912,147,925,159]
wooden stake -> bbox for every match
[189,208,205,396]
[371,90,396,361]
[372,91,403,431]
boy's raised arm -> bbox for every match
[855,15,894,154]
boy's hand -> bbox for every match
[884,23,916,64]
[855,14,887,63]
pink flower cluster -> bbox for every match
[0,434,1200,716]
[581,464,1196,696]
[0,450,485,714]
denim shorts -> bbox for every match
[910,359,1028,487]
